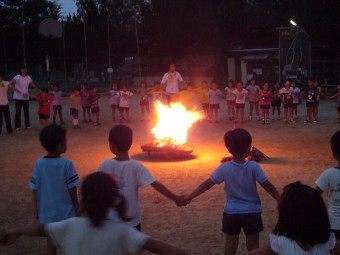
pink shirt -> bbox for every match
[259,90,271,105]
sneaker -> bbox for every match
[290,119,295,124]
[266,119,270,124]
[16,127,21,131]
[304,119,311,123]
[262,119,265,124]
[257,116,261,121]
[26,126,31,129]
[313,119,318,123]
[94,122,101,126]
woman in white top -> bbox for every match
[161,64,184,104]
[0,172,191,255]
[247,181,340,255]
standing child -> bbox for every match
[182,128,279,255]
[316,131,340,240]
[80,83,91,123]
[247,181,339,255]
[87,85,102,126]
[148,81,166,104]
[0,172,190,255]
[314,79,322,120]
[68,88,81,129]
[291,81,301,120]
[207,81,223,123]
[304,78,319,123]
[327,86,340,123]
[98,125,183,230]
[109,83,120,121]
[117,84,133,122]
[246,79,260,121]
[178,83,198,111]
[50,83,65,125]
[271,82,281,120]
[136,81,150,121]
[259,83,271,124]
[0,72,17,134]
[195,80,210,119]
[279,80,294,123]
[29,124,79,255]
[233,82,248,123]
[31,88,55,126]
[225,80,236,121]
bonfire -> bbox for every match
[141,102,203,155]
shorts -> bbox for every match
[260,104,270,109]
[53,105,62,110]
[91,107,99,114]
[209,104,219,110]
[306,102,316,108]
[222,212,263,235]
[140,100,149,106]
[82,105,90,110]
[119,106,129,111]
[39,114,50,120]
[70,108,78,116]
[337,104,340,111]
[331,229,340,240]
[201,103,209,111]
[227,100,236,107]
[283,102,293,109]
[271,100,281,107]
[249,101,259,105]
[293,103,299,107]
[111,104,119,109]
[235,103,245,109]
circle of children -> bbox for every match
[1,65,340,135]
[1,66,340,255]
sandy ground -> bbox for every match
[0,97,339,255]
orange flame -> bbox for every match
[151,102,203,146]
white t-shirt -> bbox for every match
[246,84,260,102]
[12,74,33,100]
[97,159,156,226]
[118,91,133,108]
[46,217,149,255]
[269,233,336,255]
[316,167,340,230]
[109,90,120,105]
[292,87,301,103]
[225,87,236,101]
[233,89,248,104]
[161,71,183,93]
[50,91,62,106]
[0,80,9,105]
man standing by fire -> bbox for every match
[161,63,185,104]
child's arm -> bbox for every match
[260,180,279,200]
[315,186,323,194]
[142,238,191,255]
[32,191,38,220]
[151,181,180,205]
[185,178,216,205]
[0,224,46,245]
[331,240,340,255]
[246,244,276,255]
[68,187,78,215]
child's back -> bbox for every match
[30,157,79,223]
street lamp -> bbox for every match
[290,20,297,26]
[133,5,142,84]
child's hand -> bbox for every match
[0,229,19,245]
[175,195,191,207]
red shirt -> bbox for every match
[35,96,53,115]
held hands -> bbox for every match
[174,195,192,207]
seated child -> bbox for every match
[0,172,190,255]
[181,128,279,255]
[247,182,340,255]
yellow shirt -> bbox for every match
[148,89,166,101]
[70,94,80,109]
[195,87,209,104]
[179,90,197,110]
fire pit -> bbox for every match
[141,102,202,156]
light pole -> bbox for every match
[21,0,27,66]
[83,10,89,83]
[107,11,112,87]
[133,5,142,84]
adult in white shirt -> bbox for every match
[0,72,21,135]
[161,64,184,104]
[9,66,39,130]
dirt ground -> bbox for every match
[0,97,339,255]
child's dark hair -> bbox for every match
[228,80,235,86]
[331,130,340,157]
[53,83,59,88]
[0,72,3,77]
[237,81,243,86]
[273,181,330,245]
[224,128,252,157]
[82,172,130,227]
[41,88,49,94]
[40,124,66,152]
[140,81,147,86]
[109,125,132,152]
[153,81,160,86]
[88,85,96,91]
[74,87,80,92]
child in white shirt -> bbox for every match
[233,82,248,123]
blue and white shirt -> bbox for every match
[210,160,267,214]
[29,157,80,224]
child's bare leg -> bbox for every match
[245,233,259,251]
[126,109,130,120]
[47,239,57,255]
[289,108,293,121]
[277,106,281,118]
[53,109,57,123]
[235,108,239,121]
[255,103,259,118]
[313,107,317,120]
[96,113,99,123]
[146,104,150,114]
[240,108,244,121]
[337,110,340,120]
[284,108,288,120]
[209,108,213,121]
[266,109,269,120]
[215,109,219,122]
[307,107,311,120]
[82,109,86,121]
[224,234,239,255]
[227,105,231,118]
[249,103,254,118]
[231,105,235,117]
[141,105,144,117]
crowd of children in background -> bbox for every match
[0,74,340,134]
